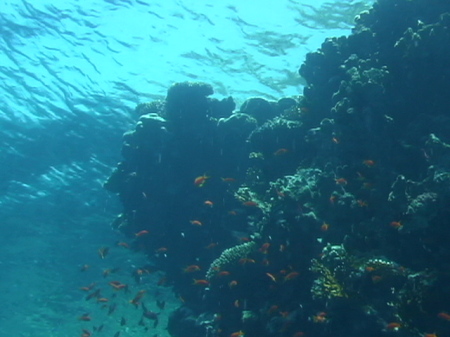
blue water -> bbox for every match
[0,0,371,336]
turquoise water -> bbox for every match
[0,1,372,336]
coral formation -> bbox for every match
[104,1,450,336]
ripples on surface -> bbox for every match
[0,0,371,213]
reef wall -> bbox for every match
[105,1,450,336]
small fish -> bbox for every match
[116,241,129,248]
[266,273,277,282]
[238,258,255,264]
[98,246,109,259]
[438,312,450,321]
[390,221,403,229]
[93,324,104,332]
[120,316,126,326]
[194,174,210,187]
[142,303,160,328]
[230,330,245,337]
[335,178,348,185]
[284,271,299,281]
[190,220,203,226]
[81,329,91,337]
[113,332,121,337]
[78,314,92,321]
[155,247,168,253]
[97,297,109,303]
[228,280,238,288]
[242,201,258,207]
[362,159,375,167]
[205,242,218,249]
[130,290,146,307]
[79,283,96,291]
[156,300,166,310]
[386,322,401,330]
[108,303,117,315]
[192,279,209,286]
[85,289,101,301]
[292,332,305,337]
[221,177,236,183]
[320,222,330,232]
[80,264,90,272]
[157,276,167,286]
[313,311,327,323]
[259,243,270,254]
[102,268,119,278]
[204,200,214,207]
[135,230,150,237]
[183,265,201,273]
[273,148,289,156]
[268,305,279,314]
[109,281,128,291]
[217,271,230,277]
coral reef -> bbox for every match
[104,1,450,337]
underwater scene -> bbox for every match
[3,0,450,336]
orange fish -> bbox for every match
[357,199,368,207]
[390,221,403,229]
[79,283,96,291]
[239,258,256,264]
[194,174,210,187]
[242,201,258,207]
[217,271,230,277]
[135,230,150,237]
[183,265,201,273]
[438,312,450,321]
[130,290,146,307]
[292,332,305,337]
[230,331,245,337]
[109,281,128,291]
[386,322,401,330]
[205,242,218,249]
[329,194,337,205]
[320,223,330,232]
[97,297,109,303]
[362,159,376,167]
[228,280,238,288]
[313,311,327,323]
[284,271,299,281]
[268,305,279,315]
[424,333,438,337]
[274,148,289,156]
[204,200,214,207]
[190,220,203,226]
[192,279,209,286]
[259,243,270,254]
[116,242,129,248]
[335,178,348,185]
[372,275,383,283]
[221,177,236,183]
